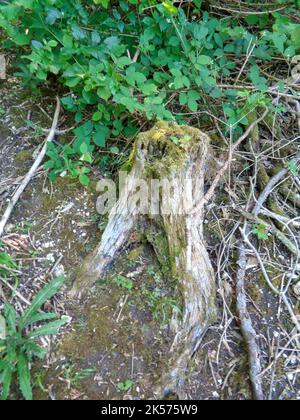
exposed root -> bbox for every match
[0,97,61,237]
[71,122,217,397]
[236,241,265,400]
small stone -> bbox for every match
[46,253,55,263]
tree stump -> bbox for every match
[71,121,217,398]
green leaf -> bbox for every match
[62,34,73,48]
[118,56,132,68]
[117,379,134,392]
[197,55,212,65]
[162,1,178,15]
[93,126,110,147]
[13,32,30,46]
[179,92,187,106]
[1,368,12,401]
[0,252,17,270]
[114,275,133,290]
[45,8,61,25]
[252,224,268,241]
[28,316,71,339]
[20,276,65,328]
[92,111,102,122]
[24,312,57,326]
[4,304,17,334]
[79,174,90,187]
[18,353,32,401]
[187,90,200,112]
[72,25,86,41]
[93,0,110,8]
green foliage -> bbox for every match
[113,275,134,290]
[141,285,180,326]
[0,1,299,184]
[117,379,134,392]
[0,276,70,400]
[0,252,18,276]
[62,364,96,387]
[252,224,269,241]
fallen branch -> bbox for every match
[238,152,300,397]
[239,210,298,257]
[241,231,300,334]
[0,98,61,237]
[192,107,269,216]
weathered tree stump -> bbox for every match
[71,122,217,398]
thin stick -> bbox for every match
[192,108,269,215]
[0,276,31,306]
[253,152,300,216]
[242,232,300,334]
[0,98,61,237]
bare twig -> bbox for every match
[192,108,269,215]
[242,231,300,334]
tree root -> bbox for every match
[236,242,265,400]
[70,122,217,398]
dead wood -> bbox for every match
[0,98,61,238]
[70,121,217,397]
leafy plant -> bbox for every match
[0,0,299,185]
[113,275,134,291]
[141,285,181,326]
[0,276,70,400]
[252,224,269,241]
[117,379,134,392]
[62,364,96,388]
[0,252,18,276]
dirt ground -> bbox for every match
[0,77,299,400]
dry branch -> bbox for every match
[0,98,61,237]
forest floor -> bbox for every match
[0,76,299,400]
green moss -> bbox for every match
[127,246,144,261]
[15,150,32,163]
[145,224,171,274]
